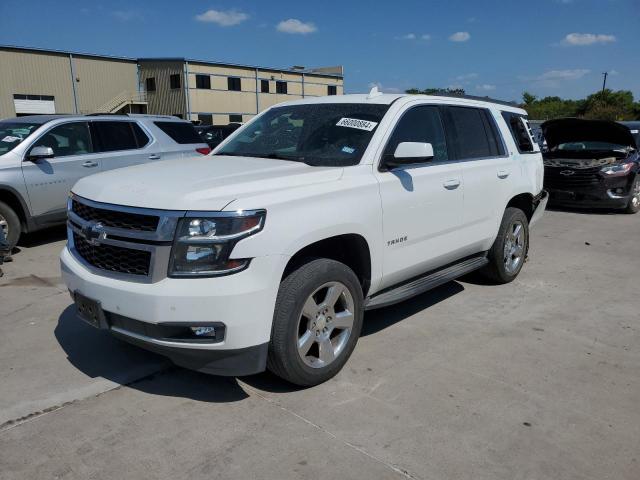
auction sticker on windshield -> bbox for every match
[336,118,378,131]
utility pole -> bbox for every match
[601,72,608,93]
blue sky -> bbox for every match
[1,0,638,102]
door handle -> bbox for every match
[443,179,461,190]
[148,154,161,160]
[82,160,98,168]
[497,170,510,179]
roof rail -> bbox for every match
[85,112,129,116]
[416,93,519,108]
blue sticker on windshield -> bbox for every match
[341,146,356,154]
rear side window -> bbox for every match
[383,106,449,162]
[502,112,535,153]
[445,107,503,160]
[131,123,150,147]
[154,121,202,144]
[92,121,140,152]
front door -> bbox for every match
[374,105,465,289]
[22,121,99,216]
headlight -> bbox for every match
[601,162,632,176]
[168,210,265,277]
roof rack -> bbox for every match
[416,93,519,108]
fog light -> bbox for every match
[616,188,623,194]
[191,326,216,337]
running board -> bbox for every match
[364,255,488,310]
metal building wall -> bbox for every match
[138,60,187,118]
[73,56,139,114]
[0,48,76,118]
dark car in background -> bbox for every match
[195,123,242,149]
[542,118,639,213]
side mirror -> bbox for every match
[27,146,54,161]
[385,142,434,169]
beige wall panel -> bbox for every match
[190,90,256,115]
[189,63,255,78]
[74,57,138,113]
[139,61,186,116]
[0,49,76,118]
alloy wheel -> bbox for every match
[296,281,355,368]
[632,180,640,209]
[503,221,525,275]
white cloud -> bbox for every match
[449,31,470,42]
[421,34,431,40]
[561,33,616,46]
[456,73,478,81]
[399,33,416,40]
[112,10,141,22]
[538,69,590,81]
[276,18,317,34]
[195,9,249,27]
[476,84,496,91]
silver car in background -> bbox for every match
[0,114,210,248]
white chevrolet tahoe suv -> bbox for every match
[61,91,548,386]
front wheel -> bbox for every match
[0,201,20,251]
[267,258,364,386]
[625,176,639,214]
[481,207,529,284]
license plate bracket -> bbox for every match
[74,292,108,329]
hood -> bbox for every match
[72,155,343,211]
[541,118,637,150]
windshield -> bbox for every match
[555,141,629,152]
[215,103,390,166]
[0,122,40,155]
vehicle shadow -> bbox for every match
[17,224,67,249]
[54,305,250,403]
[55,281,466,399]
[546,205,621,215]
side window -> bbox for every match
[30,122,92,157]
[383,106,448,162]
[93,121,138,152]
[154,122,203,144]
[445,107,495,160]
[501,112,535,153]
[195,74,211,89]
[131,123,150,147]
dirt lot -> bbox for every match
[0,210,638,480]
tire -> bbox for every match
[267,258,364,386]
[624,176,640,214]
[0,201,20,250]
[480,207,529,284]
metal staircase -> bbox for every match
[92,91,148,114]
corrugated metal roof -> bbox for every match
[1,45,343,78]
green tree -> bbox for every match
[522,92,537,105]
[406,87,466,96]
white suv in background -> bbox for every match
[0,114,209,248]
[61,91,547,386]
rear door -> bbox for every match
[22,121,98,216]
[374,104,465,288]
[91,120,155,171]
[443,106,513,251]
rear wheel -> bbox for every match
[0,201,20,250]
[267,258,364,386]
[625,177,639,214]
[481,207,529,284]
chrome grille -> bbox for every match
[72,199,159,231]
[68,195,183,283]
[73,233,151,276]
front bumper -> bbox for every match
[545,172,635,209]
[61,247,287,376]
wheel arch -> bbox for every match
[505,192,534,222]
[281,233,373,297]
[0,185,31,233]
